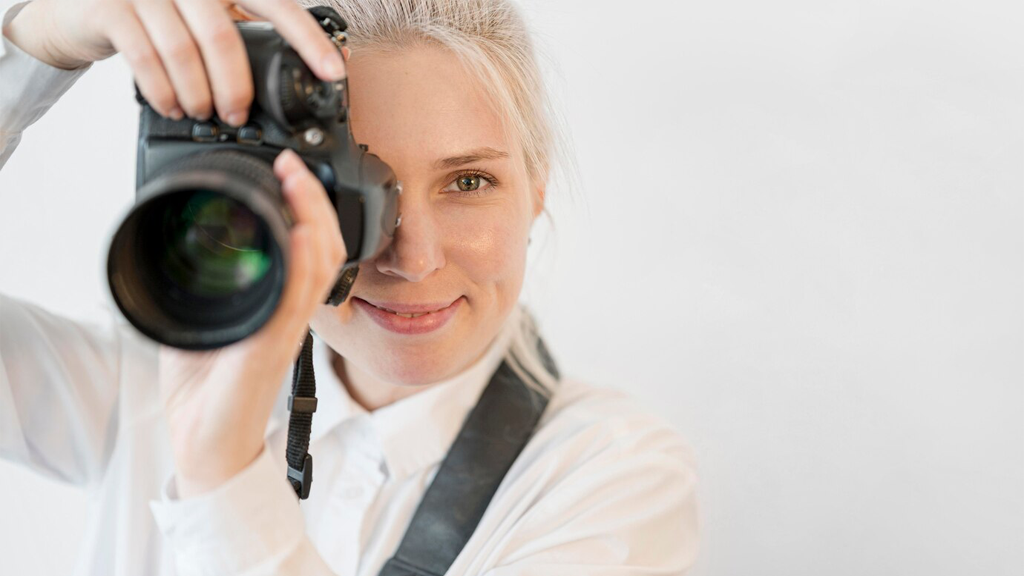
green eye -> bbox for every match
[443,170,498,196]
[457,174,481,191]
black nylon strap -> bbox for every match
[286,330,316,499]
[285,265,359,499]
[378,337,559,576]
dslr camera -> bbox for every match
[106,6,401,350]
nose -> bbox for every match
[373,194,445,282]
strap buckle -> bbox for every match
[288,395,318,414]
[287,454,313,500]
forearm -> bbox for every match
[0,1,90,171]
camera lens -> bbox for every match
[159,190,272,298]
[108,150,291,350]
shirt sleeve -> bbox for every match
[148,440,339,576]
[0,0,92,170]
[0,292,127,489]
[0,2,123,490]
[482,416,702,576]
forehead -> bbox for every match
[345,44,509,169]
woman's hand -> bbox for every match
[2,0,346,126]
[158,148,348,498]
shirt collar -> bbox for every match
[266,305,521,480]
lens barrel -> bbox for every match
[107,150,292,350]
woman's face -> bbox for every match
[310,43,544,387]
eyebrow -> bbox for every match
[433,147,509,169]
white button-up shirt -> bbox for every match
[0,4,701,574]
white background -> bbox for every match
[1,0,1022,574]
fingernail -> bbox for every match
[226,111,247,127]
[277,149,298,171]
[323,51,346,80]
[168,106,184,121]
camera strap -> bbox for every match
[377,337,558,576]
[284,283,559,575]
[284,264,361,498]
[285,329,318,499]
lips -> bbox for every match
[359,298,457,314]
[374,307,433,318]
[353,296,463,335]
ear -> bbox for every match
[531,181,546,220]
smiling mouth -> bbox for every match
[369,304,441,318]
[357,297,460,318]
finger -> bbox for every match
[275,150,345,265]
[173,0,254,126]
[276,151,330,299]
[301,176,345,297]
[259,223,316,348]
[133,0,213,120]
[237,0,346,81]
[107,6,181,119]
[312,180,346,273]
[274,149,323,228]
[275,151,344,287]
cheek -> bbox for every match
[444,203,529,284]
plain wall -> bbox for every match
[1,0,1021,574]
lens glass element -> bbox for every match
[159,190,272,298]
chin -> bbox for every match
[370,345,463,386]
[365,313,487,385]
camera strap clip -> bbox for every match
[286,454,313,500]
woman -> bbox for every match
[0,0,700,574]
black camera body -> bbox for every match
[108,7,401,350]
[135,16,399,267]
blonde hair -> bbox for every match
[501,302,561,400]
[304,0,568,397]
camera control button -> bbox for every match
[192,122,218,142]
[238,124,263,145]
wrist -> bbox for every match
[174,439,266,499]
[3,1,89,70]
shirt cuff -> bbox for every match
[149,440,306,576]
[1,1,92,137]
